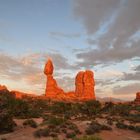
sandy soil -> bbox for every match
[0,118,140,140]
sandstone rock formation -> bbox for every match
[44,59,64,98]
[134,92,140,104]
[44,59,96,101]
[75,71,84,97]
[75,70,95,100]
[0,85,7,91]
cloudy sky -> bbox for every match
[0,0,140,100]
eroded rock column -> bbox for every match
[75,70,95,100]
[44,59,64,98]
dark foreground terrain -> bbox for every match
[0,89,140,140]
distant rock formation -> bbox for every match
[44,59,96,101]
[11,90,37,99]
[134,92,140,104]
[0,85,7,91]
[44,59,64,98]
[0,59,96,101]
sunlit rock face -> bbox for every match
[0,85,7,91]
[44,59,64,98]
[44,59,96,101]
[75,71,84,97]
[134,92,140,104]
[75,70,95,100]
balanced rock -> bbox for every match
[44,59,96,101]
[44,59,64,98]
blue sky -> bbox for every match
[0,0,140,100]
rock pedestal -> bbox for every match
[44,59,64,98]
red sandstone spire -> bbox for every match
[44,59,64,98]
[44,58,54,75]
[75,70,95,100]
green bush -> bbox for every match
[116,122,128,129]
[44,116,66,126]
[109,104,131,116]
[107,119,113,125]
[125,114,140,123]
[85,121,112,135]
[66,132,76,138]
[23,119,37,128]
[85,121,101,135]
[34,128,50,137]
[0,111,16,134]
[80,100,101,116]
[134,126,140,132]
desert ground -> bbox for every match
[0,89,140,140]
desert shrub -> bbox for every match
[109,104,131,116]
[66,121,81,134]
[23,119,37,128]
[73,135,102,140]
[9,99,30,118]
[47,116,65,126]
[134,126,140,132]
[116,122,128,129]
[49,132,58,137]
[100,124,112,130]
[85,121,112,135]
[61,128,67,133]
[127,125,135,130]
[0,89,15,111]
[34,127,59,138]
[125,114,140,123]
[85,121,102,135]
[116,122,140,133]
[34,128,50,137]
[0,111,16,134]
[66,132,76,138]
[102,102,114,113]
[26,98,49,116]
[133,105,140,112]
[80,100,101,116]
[0,90,47,119]
[51,102,71,114]
[107,119,113,125]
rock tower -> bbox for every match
[44,59,64,98]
